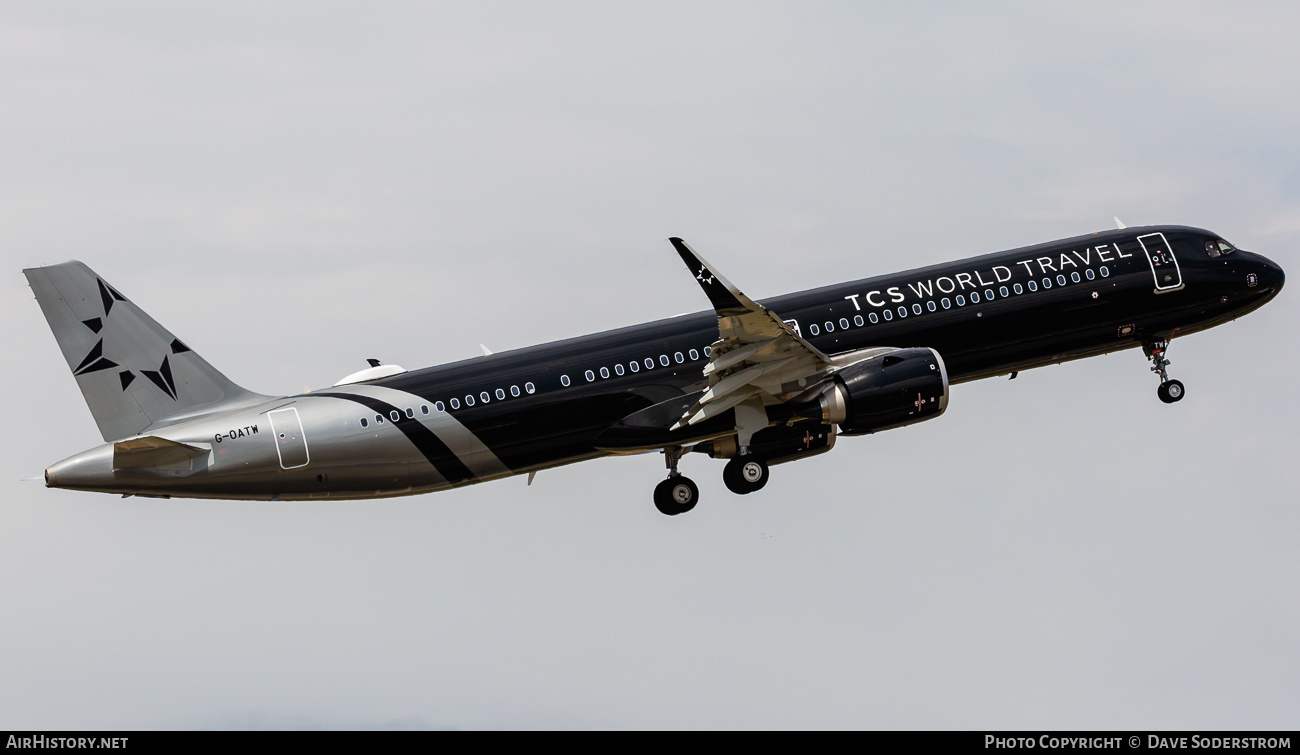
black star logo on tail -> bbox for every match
[74,281,182,400]
[97,278,126,316]
[141,355,178,401]
[73,340,119,376]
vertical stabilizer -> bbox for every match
[24,261,268,441]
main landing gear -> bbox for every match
[1144,339,1185,404]
[652,446,772,515]
[654,446,698,516]
[723,455,769,495]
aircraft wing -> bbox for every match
[668,238,835,431]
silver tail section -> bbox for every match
[24,261,268,442]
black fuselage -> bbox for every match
[39,224,1286,500]
[370,225,1283,477]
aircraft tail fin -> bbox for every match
[24,261,268,442]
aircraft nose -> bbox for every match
[1255,254,1285,291]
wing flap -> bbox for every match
[668,238,841,443]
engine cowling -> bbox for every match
[697,423,836,464]
[818,347,949,436]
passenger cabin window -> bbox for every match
[1071,272,1080,283]
[970,292,980,303]
[854,315,864,326]
[824,321,834,332]
[600,367,609,378]
[360,417,368,427]
[1086,269,1095,281]
[390,411,401,422]
[883,309,894,320]
[644,358,654,370]
[629,361,640,372]
[561,375,571,387]
[689,349,699,360]
[869,312,879,323]
[510,386,520,397]
[810,324,820,335]
[704,346,713,357]
[926,301,936,312]
[1013,283,1023,294]
[615,364,625,376]
[435,401,445,412]
[496,388,506,400]
[1057,274,1067,286]
[984,289,994,300]
[481,391,490,403]
[1028,280,1038,291]
[421,405,429,415]
[585,370,595,382]
[1042,278,1052,289]
[941,298,951,309]
[897,306,907,318]
[660,355,670,367]
[956,295,965,306]
[1000,286,1009,297]
[450,398,460,409]
[674,352,684,364]
[405,408,414,418]
[840,318,850,329]
[376,414,385,424]
[1100,266,1110,277]
[525,382,536,394]
[465,395,475,406]
[912,304,922,315]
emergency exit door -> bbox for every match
[268,407,310,469]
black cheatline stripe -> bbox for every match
[315,392,476,484]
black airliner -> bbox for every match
[26,224,1284,515]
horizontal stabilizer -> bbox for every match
[113,436,208,470]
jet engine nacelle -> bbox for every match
[697,422,837,464]
[818,347,949,436]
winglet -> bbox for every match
[1114,217,1127,229]
[669,237,759,316]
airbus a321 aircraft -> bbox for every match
[26,224,1284,515]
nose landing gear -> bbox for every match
[1144,339,1185,404]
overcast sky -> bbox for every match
[2,1,1297,729]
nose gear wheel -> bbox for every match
[1144,339,1185,403]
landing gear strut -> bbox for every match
[654,446,698,516]
[723,455,769,495]
[1144,339,1185,404]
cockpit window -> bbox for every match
[1206,239,1236,258]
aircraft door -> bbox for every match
[268,407,310,469]
[1137,232,1183,292]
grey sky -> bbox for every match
[2,1,1297,729]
